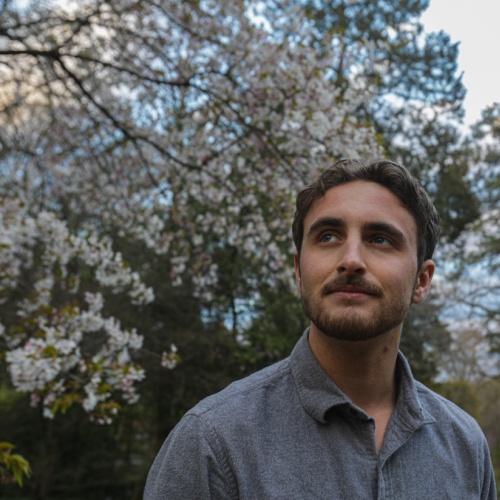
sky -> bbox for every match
[421,0,500,125]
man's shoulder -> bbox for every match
[415,380,483,435]
[188,356,293,421]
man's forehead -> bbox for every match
[304,181,417,239]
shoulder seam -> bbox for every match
[188,358,292,417]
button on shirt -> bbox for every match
[145,330,496,499]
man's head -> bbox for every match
[292,159,440,270]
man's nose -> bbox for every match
[336,238,366,275]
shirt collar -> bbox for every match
[290,328,435,427]
[290,328,352,424]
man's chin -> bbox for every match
[311,312,396,342]
[317,326,384,342]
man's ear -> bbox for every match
[294,252,301,289]
[412,260,435,304]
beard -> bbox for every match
[300,274,412,342]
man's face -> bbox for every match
[294,180,434,342]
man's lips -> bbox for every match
[328,286,374,301]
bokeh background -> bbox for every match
[1,0,499,498]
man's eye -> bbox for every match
[371,235,392,246]
[319,233,338,243]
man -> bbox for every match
[145,159,496,499]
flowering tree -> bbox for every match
[444,104,500,358]
[0,198,159,422]
[0,0,382,421]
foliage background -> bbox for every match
[0,0,499,497]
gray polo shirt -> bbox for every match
[145,330,496,499]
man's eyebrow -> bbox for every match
[306,217,345,237]
[363,222,408,244]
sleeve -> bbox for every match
[144,413,235,500]
[480,434,497,500]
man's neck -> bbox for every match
[308,325,400,414]
[309,325,401,453]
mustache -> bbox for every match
[321,274,383,297]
